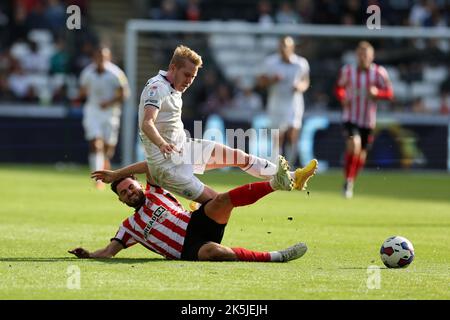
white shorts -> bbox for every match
[147,139,216,200]
[268,105,304,131]
[82,108,120,146]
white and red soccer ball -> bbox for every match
[380,236,415,268]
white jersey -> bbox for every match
[79,61,129,117]
[138,70,186,163]
[263,54,309,122]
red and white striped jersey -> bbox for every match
[337,63,392,129]
[112,183,191,259]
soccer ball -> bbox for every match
[380,236,415,268]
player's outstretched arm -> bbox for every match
[91,161,150,183]
[68,240,123,259]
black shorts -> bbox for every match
[343,122,374,150]
[180,201,226,261]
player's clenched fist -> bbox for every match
[68,248,90,259]
[159,142,180,158]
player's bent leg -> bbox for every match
[206,143,249,170]
[284,127,300,166]
[104,143,116,171]
[196,241,308,262]
[197,242,237,261]
[343,135,361,198]
[203,192,233,224]
[148,161,218,203]
[198,243,277,263]
[194,185,219,204]
[205,143,277,179]
[89,138,105,189]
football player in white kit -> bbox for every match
[258,36,310,166]
[138,45,317,205]
[79,47,129,189]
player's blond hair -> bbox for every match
[357,41,374,52]
[170,45,203,69]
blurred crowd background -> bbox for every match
[0,0,449,118]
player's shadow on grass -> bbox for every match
[0,257,165,263]
[92,258,165,264]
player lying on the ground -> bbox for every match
[69,156,316,262]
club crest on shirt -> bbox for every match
[147,86,158,98]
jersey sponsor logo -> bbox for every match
[143,206,167,239]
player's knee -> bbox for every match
[91,139,104,152]
[213,193,231,208]
[104,146,116,159]
[229,148,248,168]
[199,243,234,261]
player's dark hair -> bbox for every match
[111,175,137,195]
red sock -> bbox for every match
[344,152,354,180]
[348,154,360,180]
[228,181,274,207]
[353,157,366,179]
[231,247,271,262]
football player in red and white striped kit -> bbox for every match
[69,156,316,262]
[334,41,393,198]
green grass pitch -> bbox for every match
[0,164,449,299]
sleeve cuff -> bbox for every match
[110,238,127,248]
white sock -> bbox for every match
[241,155,276,179]
[269,251,282,262]
[242,155,297,181]
[88,152,104,172]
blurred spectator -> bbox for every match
[294,0,314,24]
[50,38,69,75]
[9,3,28,45]
[0,49,12,99]
[25,0,51,30]
[312,0,341,24]
[411,97,426,113]
[50,37,70,102]
[7,60,37,101]
[182,0,201,22]
[409,0,433,27]
[20,40,49,74]
[72,41,94,76]
[257,0,274,26]
[45,0,66,33]
[201,83,234,117]
[440,73,450,115]
[275,1,300,24]
[194,69,218,107]
[0,6,9,48]
[150,0,180,20]
[341,0,362,25]
[221,78,263,123]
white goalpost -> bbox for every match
[122,20,450,168]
